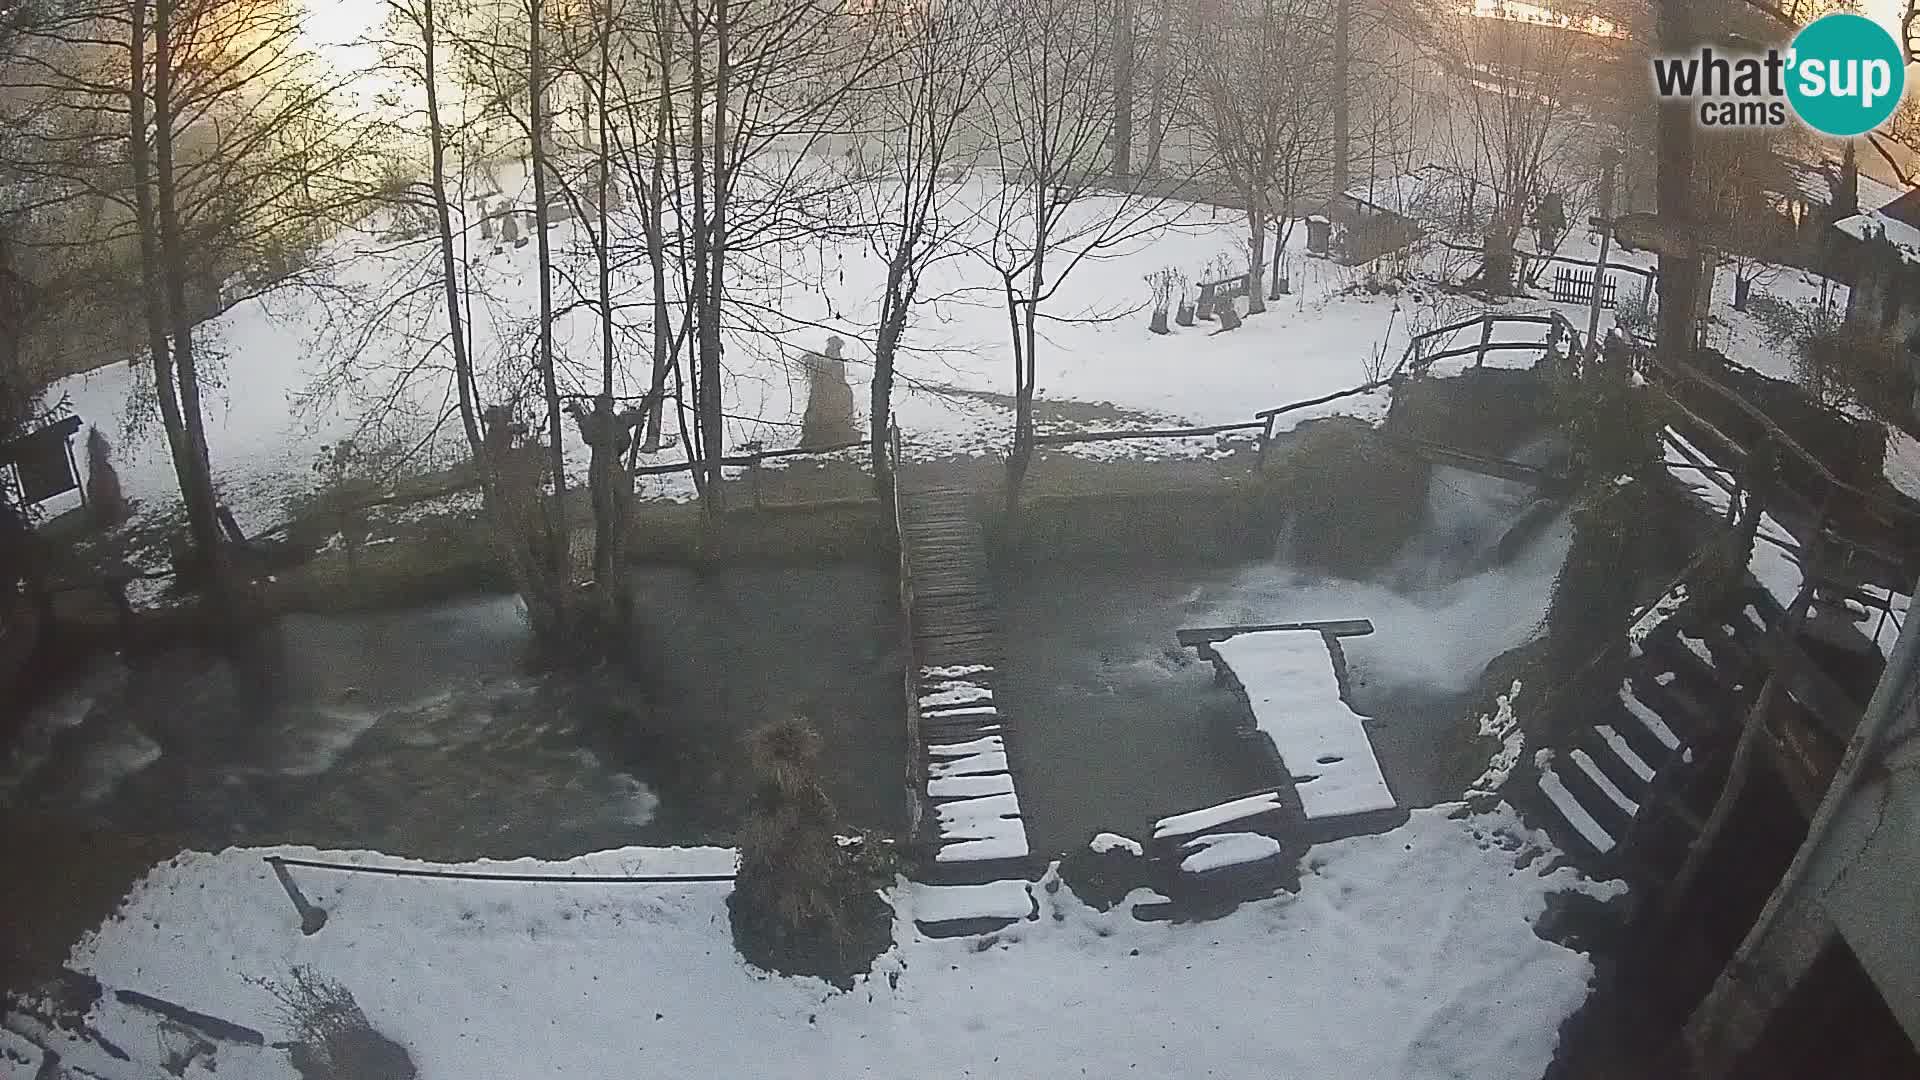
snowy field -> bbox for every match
[39,166,1608,538]
[19,804,1621,1080]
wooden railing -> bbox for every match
[1022,312,1579,471]
[887,416,924,841]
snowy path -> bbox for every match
[50,805,1620,1080]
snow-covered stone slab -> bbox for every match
[934,814,1030,862]
[920,704,998,719]
[1212,631,1395,820]
[934,792,1021,828]
[1152,791,1286,841]
[1595,725,1655,783]
[1628,584,1687,656]
[928,773,1015,799]
[920,683,992,709]
[1538,762,1616,854]
[1679,634,1713,667]
[928,735,1002,757]
[1178,832,1282,874]
[922,664,992,679]
[1618,683,1680,751]
[929,750,1009,778]
[1570,749,1639,816]
[909,880,1033,923]
[1090,832,1143,856]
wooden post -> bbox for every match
[1256,413,1277,470]
[1475,316,1494,368]
[748,454,763,510]
[1586,152,1617,360]
[266,857,329,935]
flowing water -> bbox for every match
[997,462,1571,856]
[2,565,904,861]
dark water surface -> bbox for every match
[2,565,904,861]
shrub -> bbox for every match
[258,966,415,1080]
[728,718,890,987]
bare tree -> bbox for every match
[1432,7,1584,293]
[859,0,998,492]
[978,0,1172,511]
[1184,0,1332,314]
[7,0,370,585]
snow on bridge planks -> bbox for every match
[1207,630,1397,821]
[900,487,1032,929]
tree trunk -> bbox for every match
[1332,0,1351,204]
[1655,0,1700,365]
[701,0,733,515]
[872,253,909,496]
[1141,0,1172,177]
[529,0,571,597]
[1247,196,1267,315]
[590,0,625,623]
[1111,0,1133,176]
[641,41,673,453]
[420,0,544,626]
[151,0,226,582]
[127,1,193,524]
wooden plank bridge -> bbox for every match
[896,483,1037,932]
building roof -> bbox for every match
[1340,164,1501,235]
[1782,155,1905,214]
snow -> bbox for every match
[906,880,1034,924]
[57,804,1619,1080]
[920,682,993,709]
[1152,791,1286,840]
[1663,427,1805,607]
[927,773,1016,799]
[933,792,1021,823]
[1536,760,1616,855]
[1679,634,1714,667]
[1858,584,1911,659]
[928,734,1002,757]
[1594,725,1655,784]
[1089,832,1144,857]
[928,748,1008,778]
[1883,428,1920,503]
[932,803,1031,863]
[38,168,1595,544]
[1569,750,1639,817]
[1470,680,1526,793]
[1618,683,1681,752]
[1655,671,1677,686]
[922,664,991,679]
[1628,583,1687,657]
[1178,832,1283,874]
[1836,208,1920,264]
[1212,631,1396,820]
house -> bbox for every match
[1833,188,1920,339]
[1334,164,1505,263]
[1831,187,1920,419]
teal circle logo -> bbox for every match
[1786,13,1906,137]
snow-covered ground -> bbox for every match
[32,804,1620,1080]
[37,167,1606,537]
